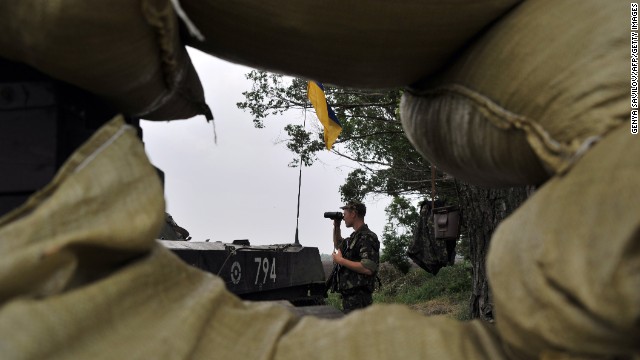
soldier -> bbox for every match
[331,201,380,313]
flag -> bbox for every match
[307,81,342,150]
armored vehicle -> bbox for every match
[161,240,327,305]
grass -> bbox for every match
[327,261,472,320]
[326,292,343,311]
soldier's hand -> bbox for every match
[333,218,342,227]
[332,249,344,265]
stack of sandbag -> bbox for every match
[0,0,207,120]
[1,0,637,359]
[487,117,640,359]
[179,0,522,87]
[399,0,640,357]
[401,0,628,186]
[0,117,298,359]
[0,116,512,360]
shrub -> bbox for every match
[373,261,472,318]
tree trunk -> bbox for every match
[457,182,531,321]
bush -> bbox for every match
[326,292,342,311]
[325,261,472,319]
[377,262,404,285]
[373,261,472,318]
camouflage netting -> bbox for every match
[407,201,453,275]
[0,0,206,120]
[401,0,628,186]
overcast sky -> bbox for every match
[141,48,390,255]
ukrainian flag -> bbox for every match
[307,81,342,150]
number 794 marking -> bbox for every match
[254,257,276,284]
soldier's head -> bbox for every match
[340,201,366,228]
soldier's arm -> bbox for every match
[332,250,373,276]
[332,219,343,249]
[358,235,379,274]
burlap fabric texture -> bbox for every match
[0,0,206,120]
[401,0,628,186]
[181,0,521,87]
[0,0,638,358]
[1,118,637,360]
[0,116,511,359]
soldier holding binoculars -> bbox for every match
[325,201,380,313]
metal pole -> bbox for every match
[294,105,307,246]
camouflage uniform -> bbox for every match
[336,224,380,313]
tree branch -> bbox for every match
[337,130,405,142]
[331,149,390,169]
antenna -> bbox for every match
[293,103,307,246]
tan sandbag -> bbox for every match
[275,305,509,360]
[487,124,640,359]
[180,0,522,88]
[401,0,627,186]
[0,116,298,359]
[0,117,515,359]
[5,110,635,360]
[0,0,207,120]
[0,116,165,302]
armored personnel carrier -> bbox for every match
[157,211,328,306]
[161,239,327,306]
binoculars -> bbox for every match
[323,212,344,220]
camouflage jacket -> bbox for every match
[336,224,380,294]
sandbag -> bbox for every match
[0,116,298,359]
[179,0,522,88]
[401,0,627,186]
[1,101,635,360]
[487,124,640,359]
[0,0,207,120]
[0,116,513,360]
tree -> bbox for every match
[457,183,532,320]
[237,71,433,198]
[237,70,435,273]
[380,196,419,274]
[237,70,529,319]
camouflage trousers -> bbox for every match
[341,289,372,314]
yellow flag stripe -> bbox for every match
[307,81,342,150]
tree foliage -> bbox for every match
[237,70,529,318]
[237,70,437,199]
[380,196,419,273]
[237,70,444,271]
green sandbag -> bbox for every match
[180,0,521,88]
[0,0,206,120]
[401,0,627,186]
[488,124,640,359]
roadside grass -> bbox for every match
[327,261,472,320]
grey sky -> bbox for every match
[141,48,390,255]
